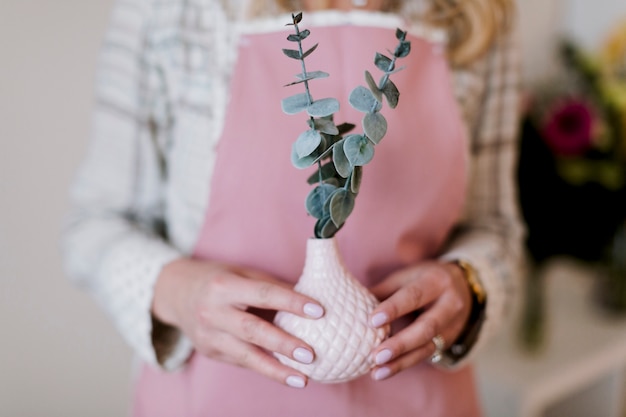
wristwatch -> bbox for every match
[445,259,487,361]
[454,259,486,304]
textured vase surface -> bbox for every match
[274,238,389,383]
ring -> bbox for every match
[430,334,446,364]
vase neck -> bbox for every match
[303,238,347,277]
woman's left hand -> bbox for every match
[367,261,472,380]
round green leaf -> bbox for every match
[349,86,380,113]
[332,139,351,178]
[329,189,355,227]
[382,79,400,109]
[364,70,383,101]
[336,122,356,135]
[343,134,375,166]
[375,53,394,72]
[287,29,310,42]
[296,130,322,158]
[282,48,302,60]
[295,70,329,81]
[302,43,319,59]
[306,184,337,219]
[315,216,341,239]
[350,165,363,194]
[291,143,317,169]
[282,93,311,115]
[313,118,339,135]
[394,40,411,58]
[363,112,387,144]
[307,98,340,117]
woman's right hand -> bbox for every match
[152,257,324,388]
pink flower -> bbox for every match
[542,100,594,156]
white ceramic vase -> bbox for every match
[274,237,389,383]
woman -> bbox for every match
[63,0,524,415]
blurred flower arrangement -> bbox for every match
[518,19,626,325]
[519,18,626,263]
[528,25,626,191]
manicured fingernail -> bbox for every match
[286,375,306,388]
[293,347,314,364]
[375,349,393,365]
[373,367,391,381]
[304,303,324,319]
[371,312,388,327]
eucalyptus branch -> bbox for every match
[281,13,411,238]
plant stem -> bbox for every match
[317,160,324,184]
[312,145,334,164]
[378,56,398,91]
[369,51,398,114]
[294,22,313,108]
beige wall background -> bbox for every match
[0,1,132,416]
[0,0,624,416]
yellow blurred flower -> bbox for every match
[602,17,626,75]
[600,79,626,110]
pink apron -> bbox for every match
[133,22,481,417]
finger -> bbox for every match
[226,310,317,366]
[202,331,310,388]
[232,265,288,286]
[369,269,415,300]
[370,342,436,381]
[370,311,468,381]
[369,298,459,367]
[369,271,444,328]
[227,276,325,319]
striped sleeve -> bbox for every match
[62,0,193,371]
[440,26,526,367]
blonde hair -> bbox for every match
[423,0,515,66]
[266,0,514,67]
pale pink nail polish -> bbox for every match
[371,312,388,327]
[375,349,392,365]
[303,303,324,318]
[373,367,391,381]
[286,375,306,388]
[293,347,314,364]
